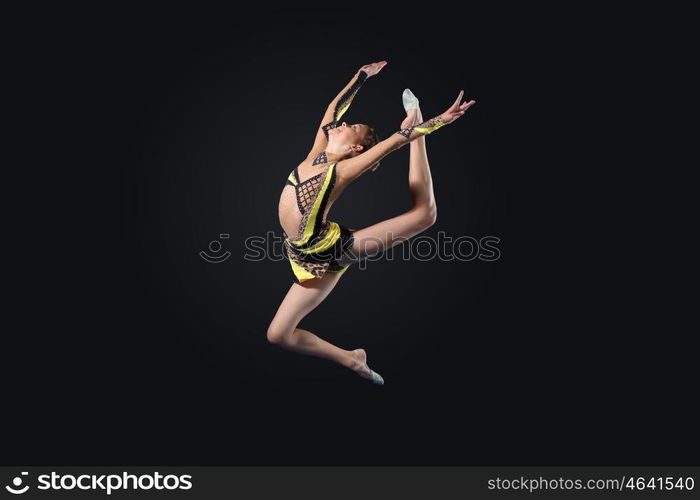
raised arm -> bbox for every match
[336,91,476,181]
[306,61,387,161]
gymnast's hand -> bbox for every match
[359,61,387,78]
[440,90,476,124]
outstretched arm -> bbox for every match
[305,61,387,161]
[336,91,476,181]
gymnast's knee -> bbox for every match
[266,323,290,345]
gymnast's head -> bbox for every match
[328,122,379,158]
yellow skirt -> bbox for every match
[285,221,354,283]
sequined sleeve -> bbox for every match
[395,115,448,141]
[322,70,368,139]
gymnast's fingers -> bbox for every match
[460,99,476,111]
[452,90,465,108]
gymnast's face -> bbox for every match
[328,122,371,153]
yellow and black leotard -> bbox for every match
[282,71,368,284]
[281,71,451,284]
[284,161,354,283]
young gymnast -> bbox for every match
[269,61,476,384]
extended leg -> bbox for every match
[407,106,436,211]
[341,100,437,261]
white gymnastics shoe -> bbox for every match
[369,368,384,386]
[402,88,420,112]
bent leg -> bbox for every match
[267,271,359,370]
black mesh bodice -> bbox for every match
[285,167,327,215]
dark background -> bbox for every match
[4,6,695,465]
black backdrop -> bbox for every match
[4,6,696,465]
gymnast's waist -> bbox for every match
[285,219,331,247]
[285,220,351,254]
